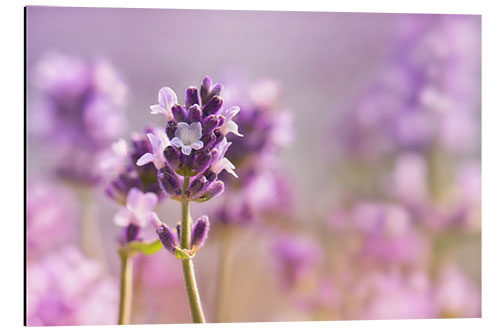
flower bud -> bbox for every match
[202,96,223,116]
[185,87,200,108]
[187,104,202,123]
[156,223,179,254]
[158,168,182,196]
[187,176,209,199]
[164,146,181,170]
[200,180,224,201]
[200,132,216,148]
[191,216,210,251]
[191,150,212,174]
[202,115,219,133]
[171,104,188,123]
[200,76,212,105]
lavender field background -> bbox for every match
[26,7,481,325]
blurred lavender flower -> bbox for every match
[435,265,481,317]
[208,78,294,227]
[32,52,128,184]
[138,76,240,202]
[357,270,437,320]
[272,234,322,290]
[27,246,118,326]
[221,78,293,183]
[104,127,166,205]
[351,202,429,266]
[27,180,78,258]
[333,15,480,159]
[114,188,158,245]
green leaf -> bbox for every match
[124,239,163,256]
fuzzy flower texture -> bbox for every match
[137,76,241,202]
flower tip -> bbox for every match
[202,76,212,86]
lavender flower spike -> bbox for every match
[191,216,210,252]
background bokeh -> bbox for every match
[26,7,481,325]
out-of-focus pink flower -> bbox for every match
[272,233,322,290]
[32,52,128,184]
[27,181,78,258]
[357,270,437,320]
[435,265,481,317]
[27,246,118,326]
[352,202,429,265]
[389,153,429,204]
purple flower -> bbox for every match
[332,15,480,159]
[105,127,166,204]
[272,234,322,290]
[32,52,128,185]
[114,188,158,244]
[139,76,241,201]
[136,130,171,169]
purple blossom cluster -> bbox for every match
[138,77,241,203]
[334,15,480,158]
[32,52,128,184]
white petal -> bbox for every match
[222,120,243,137]
[181,145,192,155]
[221,158,238,178]
[158,87,177,109]
[146,133,161,153]
[225,106,240,121]
[191,140,204,150]
[171,137,183,148]
[114,208,132,227]
[150,104,165,114]
[136,152,155,166]
[188,122,203,137]
[176,122,190,132]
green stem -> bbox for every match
[180,176,206,323]
[118,251,133,325]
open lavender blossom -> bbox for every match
[114,188,158,245]
[138,76,240,202]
